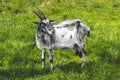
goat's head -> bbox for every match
[33,10,55,35]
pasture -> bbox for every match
[0,0,120,79]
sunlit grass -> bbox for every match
[0,0,120,79]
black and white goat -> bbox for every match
[33,10,91,70]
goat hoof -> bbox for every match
[81,62,86,68]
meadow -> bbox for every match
[0,0,120,80]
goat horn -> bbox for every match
[33,11,41,19]
[38,9,46,20]
[33,10,46,20]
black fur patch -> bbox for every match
[50,32,55,44]
[62,35,64,38]
[71,23,76,26]
[49,48,53,52]
[42,59,45,62]
[87,30,91,37]
[37,34,40,39]
[78,51,82,57]
[82,48,87,56]
[41,34,46,44]
[70,35,72,39]
[74,44,82,57]
[75,48,79,56]
[75,48,82,57]
[50,59,53,64]
[76,21,81,34]
[56,26,60,28]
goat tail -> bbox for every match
[87,30,91,38]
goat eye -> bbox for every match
[40,23,45,27]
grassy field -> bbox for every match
[0,0,120,80]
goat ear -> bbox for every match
[87,30,91,38]
[50,20,56,24]
[33,22,39,24]
[50,20,55,22]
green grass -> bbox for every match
[0,0,120,80]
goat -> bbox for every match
[33,10,91,70]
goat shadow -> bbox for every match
[55,61,96,73]
[0,65,52,80]
[1,55,120,80]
